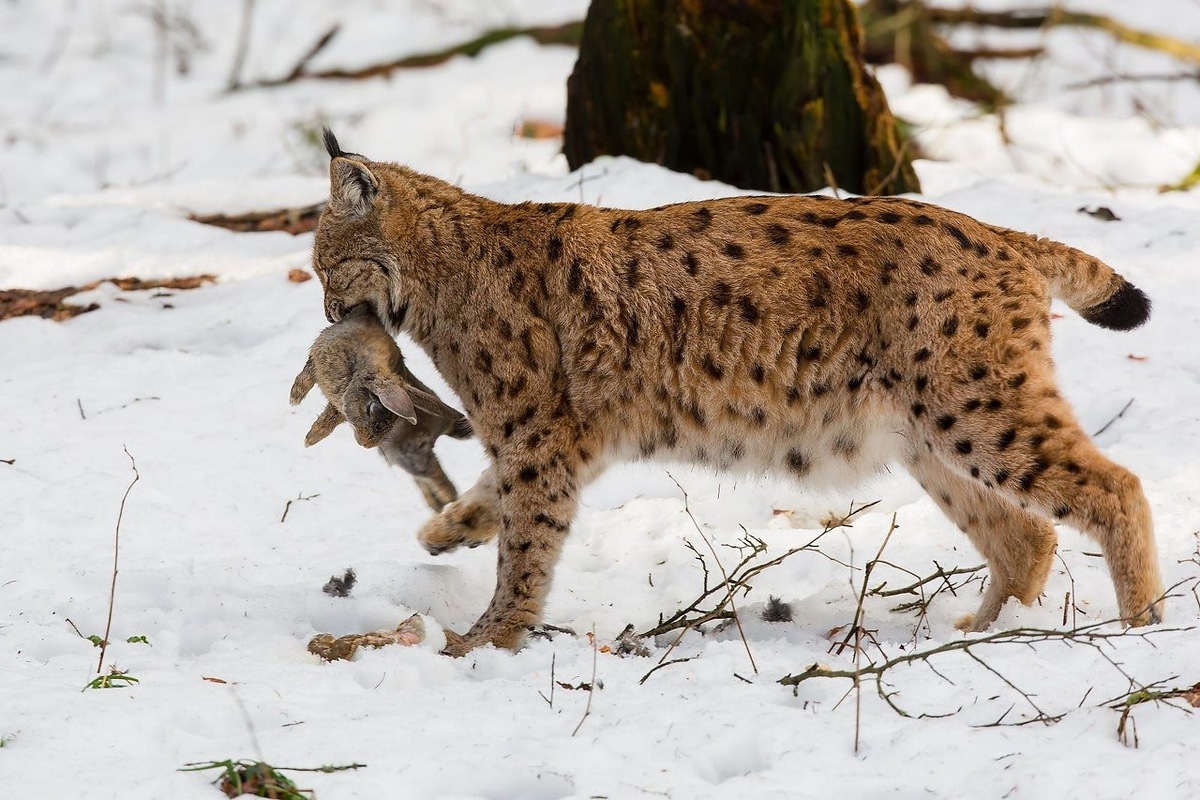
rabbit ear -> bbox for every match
[290,358,316,405]
[305,404,344,446]
[369,375,418,425]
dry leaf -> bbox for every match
[514,118,564,139]
[288,269,312,283]
[1127,354,1149,362]
[201,676,228,684]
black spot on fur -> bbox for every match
[969,365,988,380]
[1019,457,1050,492]
[913,214,934,226]
[913,347,931,363]
[767,223,791,246]
[936,414,956,430]
[744,202,769,215]
[691,207,713,232]
[494,246,515,269]
[1008,373,1027,389]
[702,355,724,380]
[723,242,746,259]
[911,403,926,417]
[964,398,982,412]
[786,449,810,474]
[657,232,674,251]
[915,376,928,392]
[519,465,539,482]
[943,223,971,249]
[1081,280,1151,331]
[880,261,898,285]
[533,513,568,532]
[547,236,563,262]
[837,244,859,258]
[995,469,1010,485]
[847,374,864,391]
[739,297,760,324]
[974,322,989,338]
[878,211,902,224]
[751,363,765,384]
[1053,504,1071,519]
[845,209,866,221]
[997,428,1017,449]
[1011,317,1030,330]
[711,282,732,306]
[920,256,941,275]
[942,316,959,337]
[809,274,830,308]
[854,290,870,312]
[567,258,582,293]
[955,440,973,455]
[683,252,699,276]
[934,289,954,302]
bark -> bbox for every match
[564,0,919,196]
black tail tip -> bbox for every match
[322,127,343,160]
[1081,281,1151,331]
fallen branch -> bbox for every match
[190,204,323,235]
[640,499,880,641]
[235,21,582,90]
[0,275,215,323]
[1093,398,1134,437]
[781,602,1193,734]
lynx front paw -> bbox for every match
[417,498,500,555]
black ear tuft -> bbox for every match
[322,127,343,160]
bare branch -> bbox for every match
[97,448,139,674]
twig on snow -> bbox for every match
[97,447,139,675]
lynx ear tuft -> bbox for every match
[322,127,344,159]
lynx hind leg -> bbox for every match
[912,379,1163,627]
[907,453,1057,632]
[417,466,501,554]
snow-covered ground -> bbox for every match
[3,1,1200,797]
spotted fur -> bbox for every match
[311,129,1163,655]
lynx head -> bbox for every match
[312,128,427,332]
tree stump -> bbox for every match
[564,0,920,196]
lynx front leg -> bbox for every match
[418,466,501,554]
[442,429,582,656]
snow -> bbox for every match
[3,1,1200,797]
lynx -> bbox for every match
[310,129,1163,656]
[291,304,472,511]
